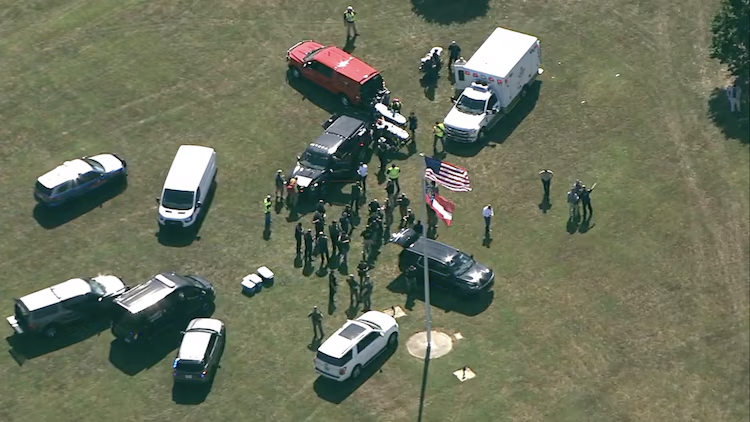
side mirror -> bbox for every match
[470,254,474,259]
[303,62,311,68]
[180,331,186,335]
[155,198,160,204]
[196,201,202,208]
[296,155,301,161]
[451,97,457,104]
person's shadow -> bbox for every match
[294,253,304,268]
[578,217,596,234]
[539,194,552,213]
[343,37,357,53]
[263,225,271,240]
[307,337,322,351]
[302,260,314,276]
[566,217,579,234]
[275,200,284,214]
[482,232,493,248]
[327,299,336,315]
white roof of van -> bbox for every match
[20,278,92,311]
[464,27,539,79]
[37,159,93,189]
[163,145,215,192]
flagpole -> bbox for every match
[419,153,433,352]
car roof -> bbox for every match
[177,330,213,362]
[312,46,379,83]
[19,278,93,311]
[391,228,461,264]
[357,311,396,331]
[317,320,371,358]
[464,27,539,78]
[114,272,185,314]
[326,115,367,138]
[163,145,215,192]
[309,133,345,154]
[186,318,223,333]
[37,159,92,189]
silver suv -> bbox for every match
[6,275,127,338]
[172,318,226,383]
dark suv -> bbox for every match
[289,114,371,198]
[111,272,215,345]
[390,228,495,295]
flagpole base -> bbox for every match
[406,331,453,360]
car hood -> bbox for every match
[457,263,494,286]
[358,311,398,332]
[444,106,486,131]
[288,41,325,63]
[89,153,125,173]
[92,275,127,297]
[291,164,325,188]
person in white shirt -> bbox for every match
[357,162,368,194]
[726,81,742,112]
[567,190,580,221]
[482,205,494,234]
[539,169,553,197]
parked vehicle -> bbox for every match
[34,154,127,207]
[314,311,399,381]
[111,272,215,345]
[6,275,128,338]
[289,114,371,198]
[390,228,495,295]
[156,145,217,230]
[444,27,543,143]
[286,40,388,107]
[172,318,225,383]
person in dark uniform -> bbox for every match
[407,112,418,139]
[361,224,374,261]
[368,198,381,216]
[294,223,304,255]
[385,179,395,202]
[312,211,325,237]
[383,197,394,228]
[328,221,340,257]
[357,260,370,285]
[376,139,389,173]
[361,277,374,311]
[404,265,418,303]
[337,231,351,267]
[316,199,326,214]
[303,229,314,264]
[580,183,596,220]
[350,181,362,212]
[396,193,410,220]
[317,232,330,267]
[413,219,424,235]
[340,207,352,235]
[347,274,359,308]
[328,272,338,305]
[447,40,461,70]
[401,208,415,229]
[308,306,324,339]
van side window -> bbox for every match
[310,62,334,78]
[55,181,73,194]
[457,71,465,82]
[356,332,380,353]
[78,171,100,184]
[487,94,498,110]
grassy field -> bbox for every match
[0,0,748,421]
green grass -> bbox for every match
[0,0,748,421]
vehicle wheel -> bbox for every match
[289,67,301,79]
[477,128,488,141]
[387,332,399,349]
[339,94,351,107]
[351,364,362,380]
[200,301,212,313]
[43,325,58,338]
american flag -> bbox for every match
[424,156,472,192]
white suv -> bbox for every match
[314,311,399,381]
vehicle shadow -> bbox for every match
[287,71,346,115]
[313,346,397,404]
[171,375,216,405]
[108,332,182,376]
[410,0,490,25]
[157,181,217,247]
[707,86,749,144]
[445,81,542,158]
[32,179,127,229]
[386,274,494,316]
[6,318,111,365]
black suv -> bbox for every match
[111,272,215,345]
[289,114,371,198]
[390,228,495,295]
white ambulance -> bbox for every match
[444,27,543,143]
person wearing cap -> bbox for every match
[390,98,402,113]
[407,111,418,139]
[539,169,553,197]
[285,177,298,210]
[317,232,330,267]
[448,41,461,70]
[303,229,314,264]
[275,170,286,201]
[386,163,401,193]
[263,195,273,228]
[328,272,338,307]
[357,162,368,194]
[482,204,494,234]
[350,181,362,212]
[360,276,374,311]
[337,230,351,267]
[294,222,304,255]
[401,208,415,229]
[308,306,324,339]
[347,274,359,308]
[343,6,359,39]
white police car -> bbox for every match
[314,311,399,381]
[34,153,127,207]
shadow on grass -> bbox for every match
[287,71,346,115]
[32,178,127,229]
[410,0,490,25]
[446,81,542,157]
[6,318,110,365]
[386,274,494,316]
[707,87,749,144]
[156,182,216,247]
[108,332,182,376]
[172,379,216,405]
[313,346,396,404]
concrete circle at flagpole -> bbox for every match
[406,331,454,359]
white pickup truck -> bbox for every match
[444,27,543,143]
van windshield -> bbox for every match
[300,150,329,170]
[175,360,205,372]
[162,189,195,210]
[456,95,487,115]
[361,74,384,100]
[35,181,53,196]
[448,253,475,276]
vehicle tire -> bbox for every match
[351,364,362,380]
[43,325,59,338]
[289,67,301,79]
[387,332,399,349]
[339,94,351,107]
[200,301,212,313]
[477,128,488,142]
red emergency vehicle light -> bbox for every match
[473,73,478,77]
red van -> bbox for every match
[286,40,386,107]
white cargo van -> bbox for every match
[157,145,217,229]
[444,27,543,143]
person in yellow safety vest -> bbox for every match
[263,195,273,228]
[343,6,359,39]
[386,163,401,193]
[390,98,402,113]
[433,121,446,153]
